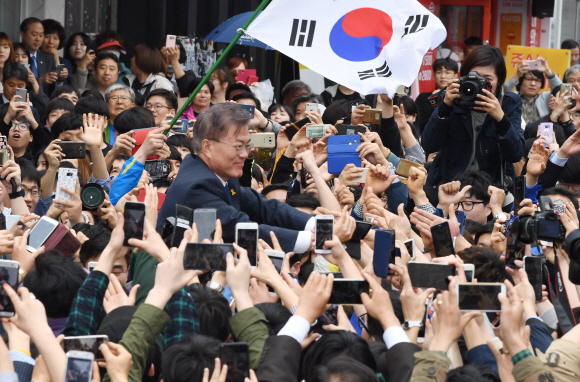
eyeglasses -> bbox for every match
[358,313,369,333]
[10,122,30,131]
[145,103,169,112]
[109,95,132,103]
[21,186,40,197]
[524,77,542,84]
[457,201,486,211]
[210,140,254,155]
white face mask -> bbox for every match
[100,49,121,59]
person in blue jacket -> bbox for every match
[422,45,524,205]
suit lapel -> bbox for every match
[228,179,241,210]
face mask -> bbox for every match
[100,49,121,59]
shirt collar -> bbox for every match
[2,94,9,104]
[30,51,37,59]
[214,172,228,187]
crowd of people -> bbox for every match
[1,15,580,382]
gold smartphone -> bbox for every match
[363,108,381,124]
[249,133,276,148]
[0,149,9,165]
[395,158,423,177]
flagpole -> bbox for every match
[164,0,271,135]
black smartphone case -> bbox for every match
[57,142,86,159]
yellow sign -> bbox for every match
[506,45,571,92]
[499,14,523,54]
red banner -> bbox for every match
[525,6,541,47]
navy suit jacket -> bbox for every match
[34,50,56,95]
[157,154,312,252]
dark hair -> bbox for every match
[82,89,104,99]
[134,91,145,107]
[95,30,125,49]
[211,67,235,89]
[18,157,41,188]
[3,62,29,84]
[268,103,295,123]
[301,331,376,380]
[287,194,321,210]
[34,146,47,168]
[281,80,312,103]
[74,95,109,118]
[251,164,264,185]
[12,42,30,59]
[43,97,75,123]
[167,134,193,153]
[167,146,182,163]
[146,89,178,110]
[23,251,87,318]
[474,222,495,245]
[561,39,580,50]
[309,356,380,382]
[460,45,507,89]
[453,170,492,204]
[20,17,42,33]
[114,107,155,134]
[464,36,484,47]
[225,83,251,101]
[292,92,325,115]
[50,113,83,141]
[188,78,214,96]
[458,247,513,283]
[193,102,252,153]
[262,184,288,198]
[254,303,292,336]
[187,287,232,342]
[94,52,120,70]
[0,33,15,62]
[232,91,261,110]
[50,85,81,100]
[541,186,580,210]
[73,224,112,266]
[133,44,166,75]
[152,178,172,189]
[433,58,459,73]
[393,95,418,117]
[446,364,501,382]
[516,70,545,91]
[322,100,350,125]
[41,19,66,49]
[559,154,580,185]
[64,33,93,70]
[161,332,221,382]
[298,263,315,286]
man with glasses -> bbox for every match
[104,84,135,145]
[156,102,315,253]
[145,89,177,127]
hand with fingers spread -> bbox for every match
[99,342,133,382]
[360,270,400,330]
[526,140,550,185]
[251,243,282,286]
[103,274,140,314]
[294,272,333,324]
[559,127,580,158]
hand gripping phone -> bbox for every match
[26,216,59,252]
[64,350,94,382]
[315,215,334,254]
[328,279,369,305]
[123,202,146,246]
[63,335,109,361]
[56,141,86,159]
[56,168,78,203]
[236,222,259,268]
[0,260,19,317]
[219,342,250,382]
[456,283,506,312]
[194,208,217,241]
[183,243,233,271]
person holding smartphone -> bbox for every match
[422,45,524,205]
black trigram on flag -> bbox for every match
[402,14,429,38]
[358,61,392,80]
[289,19,316,47]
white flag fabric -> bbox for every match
[246,0,447,97]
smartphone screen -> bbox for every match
[183,243,233,271]
[457,283,504,312]
[123,202,146,246]
[431,221,454,257]
[315,218,334,251]
[513,175,526,213]
[219,343,250,382]
[328,279,369,305]
[407,262,455,290]
[506,226,525,267]
[0,262,18,316]
[237,228,258,266]
[265,251,284,275]
[63,336,108,361]
[194,209,217,241]
[27,218,58,251]
[524,256,543,301]
[455,210,467,236]
[64,355,93,382]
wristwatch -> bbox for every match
[495,212,508,222]
[402,320,424,330]
[8,188,25,199]
[206,281,224,295]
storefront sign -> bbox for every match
[499,14,523,54]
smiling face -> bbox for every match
[69,35,87,60]
[203,125,250,181]
[21,22,44,53]
[270,107,290,123]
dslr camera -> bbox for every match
[509,196,566,244]
[454,71,492,112]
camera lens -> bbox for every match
[460,82,478,100]
[81,183,105,211]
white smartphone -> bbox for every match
[26,216,59,252]
[63,335,108,361]
[64,350,94,382]
[463,263,475,282]
[265,250,284,296]
[165,35,177,49]
[236,222,259,269]
[249,133,275,148]
[403,238,415,259]
[5,215,20,230]
[0,260,19,317]
[456,282,506,312]
[88,261,98,272]
[55,168,78,203]
[351,168,369,184]
[305,103,319,113]
[305,124,327,139]
[315,215,334,254]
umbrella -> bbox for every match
[205,12,273,50]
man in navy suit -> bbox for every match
[157,103,314,253]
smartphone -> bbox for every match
[527,60,542,70]
[287,116,312,141]
[351,221,373,242]
[171,205,194,248]
[336,124,366,136]
[219,342,250,382]
[395,158,423,177]
[305,103,319,113]
[123,202,146,246]
[63,335,108,361]
[315,215,334,254]
[328,279,369,305]
[513,175,526,213]
[166,34,177,49]
[561,83,573,104]
[374,229,394,278]
[14,88,27,102]
[64,351,94,382]
[463,263,475,282]
[236,222,259,268]
[55,63,66,77]
[456,283,506,312]
[56,168,78,203]
[363,108,381,124]
[88,261,97,272]
[351,167,369,184]
[144,159,171,179]
[187,120,195,129]
[194,208,217,241]
[506,225,525,267]
[26,216,59,252]
[524,255,543,301]
[305,124,327,139]
[407,262,455,290]
[404,238,416,259]
[5,215,19,230]
[265,250,284,294]
[539,122,554,147]
[249,132,275,148]
[431,221,454,257]
[552,199,566,215]
[0,135,7,150]
[455,210,467,236]
[0,149,8,166]
[183,243,233,271]
[171,120,187,134]
[0,260,19,317]
[238,104,255,118]
[56,141,86,159]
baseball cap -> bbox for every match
[97,41,127,55]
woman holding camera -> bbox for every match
[422,45,524,204]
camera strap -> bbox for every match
[544,255,576,333]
